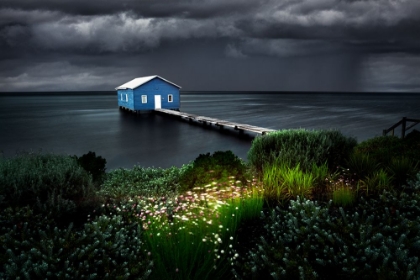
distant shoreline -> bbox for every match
[0,90,419,96]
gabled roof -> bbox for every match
[115,75,181,90]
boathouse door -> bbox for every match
[154,95,161,109]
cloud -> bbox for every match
[361,54,420,92]
[0,59,133,91]
[236,0,420,49]
[0,0,263,19]
[225,43,247,59]
[0,8,62,25]
[1,0,419,56]
[0,0,419,92]
[0,9,242,53]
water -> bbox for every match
[1,92,419,170]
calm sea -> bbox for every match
[1,92,419,170]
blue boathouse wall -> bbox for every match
[117,77,180,112]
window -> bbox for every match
[168,94,173,102]
[141,95,147,103]
[125,94,128,102]
[120,93,128,102]
[120,93,124,101]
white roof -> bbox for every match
[115,75,181,90]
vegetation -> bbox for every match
[247,129,357,172]
[74,151,107,185]
[178,150,248,192]
[233,187,420,279]
[99,165,182,200]
[1,129,420,279]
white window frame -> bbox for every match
[120,93,128,102]
[168,94,173,102]
[141,95,147,104]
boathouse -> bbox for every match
[115,75,181,112]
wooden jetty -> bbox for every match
[155,108,276,135]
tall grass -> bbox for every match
[310,162,330,199]
[345,153,380,179]
[262,158,316,202]
[281,165,314,199]
[358,169,393,196]
[332,187,355,207]
[262,164,287,203]
[248,129,357,173]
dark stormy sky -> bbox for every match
[1,0,419,92]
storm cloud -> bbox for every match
[0,0,419,91]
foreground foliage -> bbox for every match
[2,129,420,279]
[234,175,420,279]
[0,152,99,227]
[0,207,152,279]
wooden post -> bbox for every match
[401,117,407,139]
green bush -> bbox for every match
[0,207,152,279]
[234,187,420,279]
[404,130,420,161]
[353,135,420,188]
[345,153,380,180]
[248,129,357,173]
[355,134,420,167]
[0,152,96,212]
[178,151,248,192]
[74,151,107,185]
[387,157,419,187]
[100,166,181,200]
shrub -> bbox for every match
[403,130,420,161]
[404,172,420,193]
[234,190,420,279]
[0,207,152,279]
[100,166,181,200]
[0,152,96,213]
[355,136,403,164]
[387,157,418,187]
[74,151,107,185]
[178,151,248,192]
[248,129,357,173]
[345,153,380,180]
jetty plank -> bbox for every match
[155,108,276,135]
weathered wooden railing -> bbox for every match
[383,117,420,139]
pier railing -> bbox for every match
[383,117,420,139]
